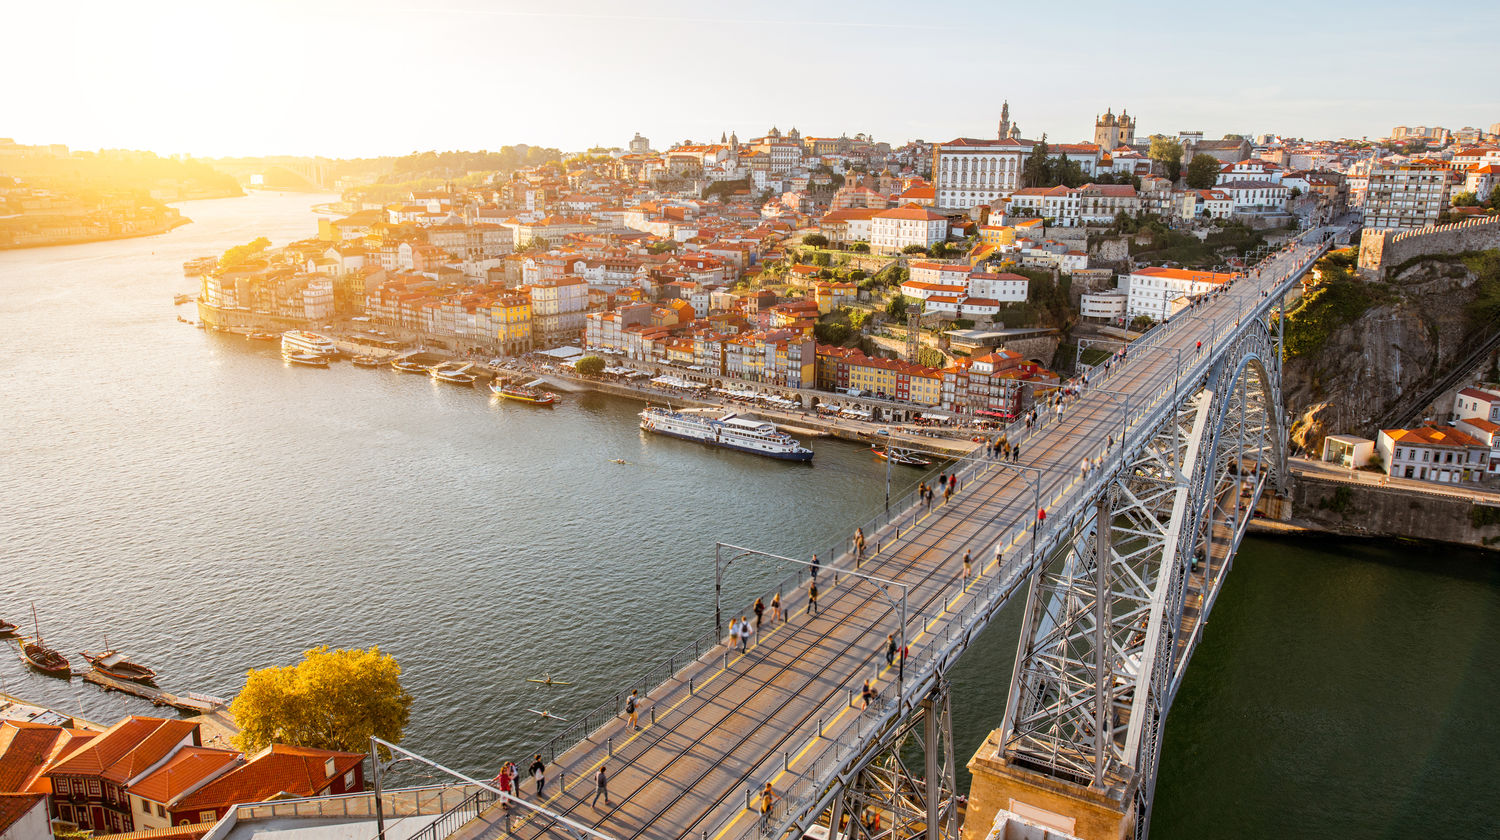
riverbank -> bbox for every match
[1252,469,1500,551]
[0,215,192,251]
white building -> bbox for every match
[1125,266,1239,320]
[1007,186,1079,225]
[1377,425,1489,483]
[932,137,1034,209]
[1216,180,1290,213]
[870,204,948,254]
[1364,160,1454,229]
[1080,290,1128,321]
[1216,159,1284,184]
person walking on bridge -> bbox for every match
[810,553,821,583]
[592,765,610,808]
[963,550,972,586]
[771,591,783,623]
[886,633,897,667]
[808,579,820,617]
[754,597,765,634]
[854,527,866,562]
[626,689,640,730]
[759,782,777,829]
[1012,443,1021,463]
[528,754,546,798]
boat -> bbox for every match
[639,406,813,461]
[872,446,932,467]
[490,379,557,405]
[429,362,477,385]
[391,357,429,374]
[19,605,70,678]
[173,293,196,305]
[351,355,383,367]
[246,332,279,342]
[280,330,338,358]
[283,353,329,367]
[0,619,17,636]
[81,649,157,684]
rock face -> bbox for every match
[1284,257,1486,451]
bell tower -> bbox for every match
[997,101,1012,141]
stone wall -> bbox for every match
[1358,217,1500,281]
[1088,236,1129,264]
[1289,475,1500,549]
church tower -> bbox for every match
[997,101,1011,141]
[1118,109,1135,146]
[1094,108,1120,149]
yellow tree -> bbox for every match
[232,646,413,754]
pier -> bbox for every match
[81,671,228,714]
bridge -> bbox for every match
[389,226,1345,840]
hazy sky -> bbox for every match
[8,0,1497,158]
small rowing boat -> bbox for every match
[872,446,932,467]
[81,649,157,684]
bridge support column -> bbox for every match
[963,728,1136,840]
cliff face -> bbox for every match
[1284,257,1485,451]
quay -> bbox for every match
[81,671,228,714]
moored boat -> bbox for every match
[429,362,476,385]
[0,619,17,636]
[351,355,383,367]
[872,446,932,467]
[391,356,429,374]
[173,293,196,305]
[246,332,279,341]
[280,330,338,358]
[283,352,329,367]
[490,379,557,405]
[639,406,812,461]
[81,649,157,684]
[19,605,70,678]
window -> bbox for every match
[157,804,166,818]
[199,811,219,824]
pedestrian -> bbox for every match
[738,616,750,651]
[626,689,640,730]
[529,754,546,797]
[494,761,515,809]
[943,482,953,502]
[592,765,610,807]
[759,782,776,828]
[808,579,819,617]
[754,597,765,633]
[771,591,783,623]
[1012,444,1021,463]
[949,474,957,493]
[994,541,1003,567]
[885,633,897,666]
[1038,508,1047,525]
[861,679,877,709]
[963,551,971,584]
[854,527,866,562]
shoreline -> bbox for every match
[0,216,193,251]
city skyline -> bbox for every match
[9,0,1498,158]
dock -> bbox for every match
[82,671,228,714]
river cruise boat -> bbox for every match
[283,353,329,367]
[872,446,932,467]
[246,332,279,342]
[429,362,477,385]
[82,649,157,683]
[491,379,557,406]
[280,330,338,357]
[351,355,383,367]
[639,406,813,461]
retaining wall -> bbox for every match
[1288,474,1500,549]
[1358,217,1500,281]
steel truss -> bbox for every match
[996,318,1286,839]
[780,682,959,840]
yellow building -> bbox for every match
[490,294,531,354]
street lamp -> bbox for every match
[988,461,1043,571]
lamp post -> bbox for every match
[988,462,1043,571]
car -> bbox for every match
[875,429,890,435]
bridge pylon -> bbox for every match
[965,316,1288,840]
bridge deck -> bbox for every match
[452,238,1328,840]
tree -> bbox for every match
[1489,185,1500,209]
[232,646,412,754]
[886,295,910,320]
[575,355,606,377]
[901,244,928,255]
[1148,135,1184,182]
[1451,191,1478,207]
[850,241,870,253]
[1022,134,1050,188]
[803,233,829,248]
[1185,154,1221,190]
[219,237,271,269]
[929,241,949,257]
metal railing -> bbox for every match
[404,788,497,840]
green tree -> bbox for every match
[232,646,412,754]
[850,241,870,253]
[848,309,872,330]
[574,355,606,377]
[901,244,928,255]
[846,268,867,283]
[1022,134,1051,188]
[811,252,832,266]
[1185,154,1221,190]
[929,241,949,257]
[814,322,851,345]
[1488,185,1500,208]
[1148,135,1184,182]
[1451,191,1478,207]
[219,237,271,269]
[803,233,829,248]
[886,295,910,319]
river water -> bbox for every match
[1,193,1495,838]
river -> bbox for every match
[0,192,1494,838]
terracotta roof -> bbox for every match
[1457,387,1500,403]
[129,747,241,805]
[0,722,85,794]
[1133,266,1239,284]
[874,204,945,221]
[173,745,363,812]
[1459,417,1500,434]
[48,717,196,782]
[1381,426,1483,448]
[0,792,45,835]
[99,823,217,840]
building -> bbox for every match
[818,348,943,406]
[159,745,364,828]
[0,793,49,840]
[124,748,242,832]
[527,276,588,346]
[818,208,881,244]
[1376,426,1489,483]
[1453,387,1500,424]
[1364,160,1454,230]
[1093,108,1136,149]
[940,350,1057,419]
[1125,266,1239,321]
[44,716,201,834]
[1080,290,1128,322]
[931,138,1034,209]
[870,204,948,254]
[1320,435,1375,468]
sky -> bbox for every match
[7,0,1498,159]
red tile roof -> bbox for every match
[0,792,45,835]
[173,745,363,812]
[0,722,87,794]
[1381,425,1483,448]
[874,204,945,221]
[129,747,241,806]
[47,717,194,780]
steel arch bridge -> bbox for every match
[413,227,1348,840]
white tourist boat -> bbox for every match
[280,330,338,358]
[639,407,813,461]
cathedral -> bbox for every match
[1093,108,1135,149]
